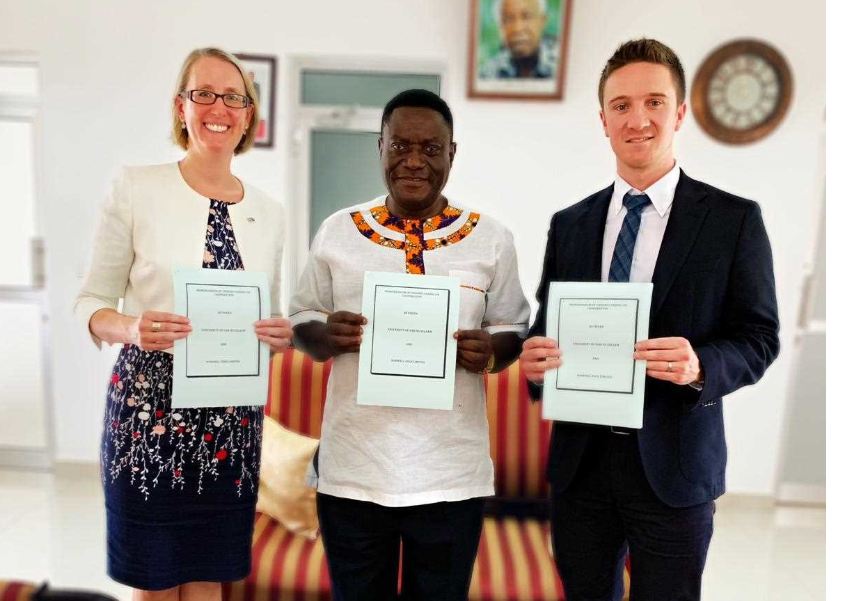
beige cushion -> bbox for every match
[257,417,320,540]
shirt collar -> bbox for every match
[611,161,681,217]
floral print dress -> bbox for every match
[101,200,262,590]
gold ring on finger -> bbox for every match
[152,321,162,332]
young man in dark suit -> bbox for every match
[520,39,780,601]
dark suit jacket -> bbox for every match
[529,171,780,508]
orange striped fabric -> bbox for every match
[266,350,330,437]
[223,513,332,601]
[469,517,563,601]
[224,351,334,601]
[485,362,551,499]
[469,518,630,601]
[0,581,37,601]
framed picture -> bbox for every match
[467,0,572,100]
[236,53,277,148]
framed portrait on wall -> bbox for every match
[236,53,276,148]
[467,0,572,100]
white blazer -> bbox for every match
[74,162,286,350]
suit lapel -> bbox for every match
[650,170,710,317]
[571,185,612,281]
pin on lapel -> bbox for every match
[247,217,256,223]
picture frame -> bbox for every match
[236,53,277,148]
[467,0,572,101]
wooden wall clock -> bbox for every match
[691,39,793,144]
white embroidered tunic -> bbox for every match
[290,198,530,506]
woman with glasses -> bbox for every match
[74,48,290,601]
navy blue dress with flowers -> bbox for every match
[102,200,262,590]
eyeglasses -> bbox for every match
[181,89,251,109]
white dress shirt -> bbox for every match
[600,162,681,283]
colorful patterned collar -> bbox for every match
[368,203,463,234]
[351,201,480,274]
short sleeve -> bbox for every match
[288,219,334,326]
[483,227,530,335]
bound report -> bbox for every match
[543,281,652,428]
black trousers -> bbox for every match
[316,493,485,601]
[551,431,715,601]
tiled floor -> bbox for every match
[0,465,825,600]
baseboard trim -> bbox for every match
[776,482,826,506]
[715,493,775,509]
[54,460,100,478]
[0,446,52,471]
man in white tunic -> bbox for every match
[289,89,530,601]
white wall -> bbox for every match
[0,0,824,496]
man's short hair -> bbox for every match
[492,0,547,24]
[598,38,686,106]
[381,89,454,139]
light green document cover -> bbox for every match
[172,268,270,408]
[543,281,652,428]
[357,271,460,410]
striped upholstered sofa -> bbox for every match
[224,348,629,601]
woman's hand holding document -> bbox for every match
[171,268,271,408]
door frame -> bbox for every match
[0,55,55,470]
[287,56,445,292]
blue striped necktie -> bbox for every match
[608,192,651,282]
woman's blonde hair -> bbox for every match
[171,47,260,155]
